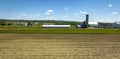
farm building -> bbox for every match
[42,25,71,28]
[76,25,81,28]
[113,21,120,28]
[76,22,98,28]
[77,14,89,28]
[20,22,28,26]
[98,22,113,28]
[88,22,98,28]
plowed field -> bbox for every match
[0,34,120,59]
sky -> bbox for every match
[0,0,120,22]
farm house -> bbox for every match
[113,21,120,28]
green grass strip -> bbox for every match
[0,28,120,34]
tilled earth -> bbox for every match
[0,34,120,59]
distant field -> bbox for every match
[0,34,120,59]
[0,26,120,34]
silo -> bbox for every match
[86,14,89,28]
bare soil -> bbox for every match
[0,34,120,59]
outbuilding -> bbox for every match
[98,22,113,28]
[113,21,120,28]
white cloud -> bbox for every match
[80,11,87,14]
[108,4,112,7]
[64,7,69,10]
[46,9,54,13]
[112,12,118,15]
[44,9,54,15]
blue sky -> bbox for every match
[0,0,120,22]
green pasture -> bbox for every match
[0,26,120,34]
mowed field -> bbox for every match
[0,34,120,59]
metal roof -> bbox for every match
[42,25,71,28]
[88,22,98,25]
[114,21,120,24]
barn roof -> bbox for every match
[115,21,120,24]
[88,22,98,25]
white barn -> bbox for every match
[42,25,71,28]
[88,22,98,28]
[113,21,120,28]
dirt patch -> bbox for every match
[0,34,120,59]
